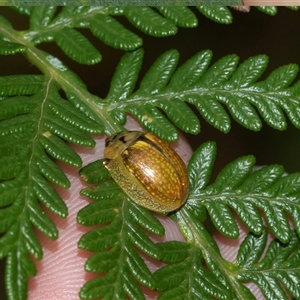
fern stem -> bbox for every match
[0,20,123,135]
[177,208,252,299]
[26,47,123,135]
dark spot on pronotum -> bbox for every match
[119,136,127,144]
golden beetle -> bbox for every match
[104,131,189,213]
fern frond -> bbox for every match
[7,3,300,69]
[20,6,199,65]
[0,76,100,300]
[153,242,233,300]
[185,141,300,243]
[27,6,142,63]
[103,49,300,141]
[237,229,300,300]
[3,9,299,140]
[78,160,165,299]
[155,142,300,299]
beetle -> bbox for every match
[103,131,189,213]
